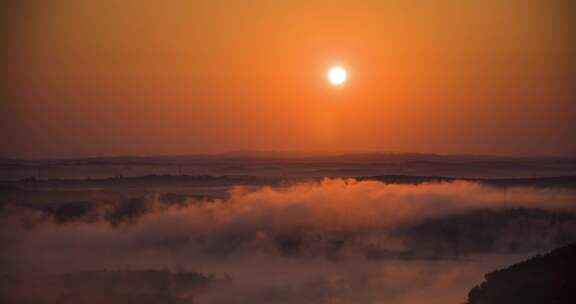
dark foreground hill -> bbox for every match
[467,243,576,304]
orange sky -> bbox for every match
[2,0,575,158]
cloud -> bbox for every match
[2,179,575,270]
[1,179,575,303]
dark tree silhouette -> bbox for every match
[468,243,576,304]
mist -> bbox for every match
[1,179,575,303]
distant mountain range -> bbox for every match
[2,151,575,164]
[1,152,574,181]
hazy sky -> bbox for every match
[2,0,575,158]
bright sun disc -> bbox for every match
[328,67,347,85]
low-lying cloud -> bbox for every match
[2,179,575,268]
[1,179,575,303]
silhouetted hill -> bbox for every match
[4,174,576,188]
[467,243,576,304]
[2,153,574,180]
[361,175,576,189]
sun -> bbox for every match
[328,66,347,85]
